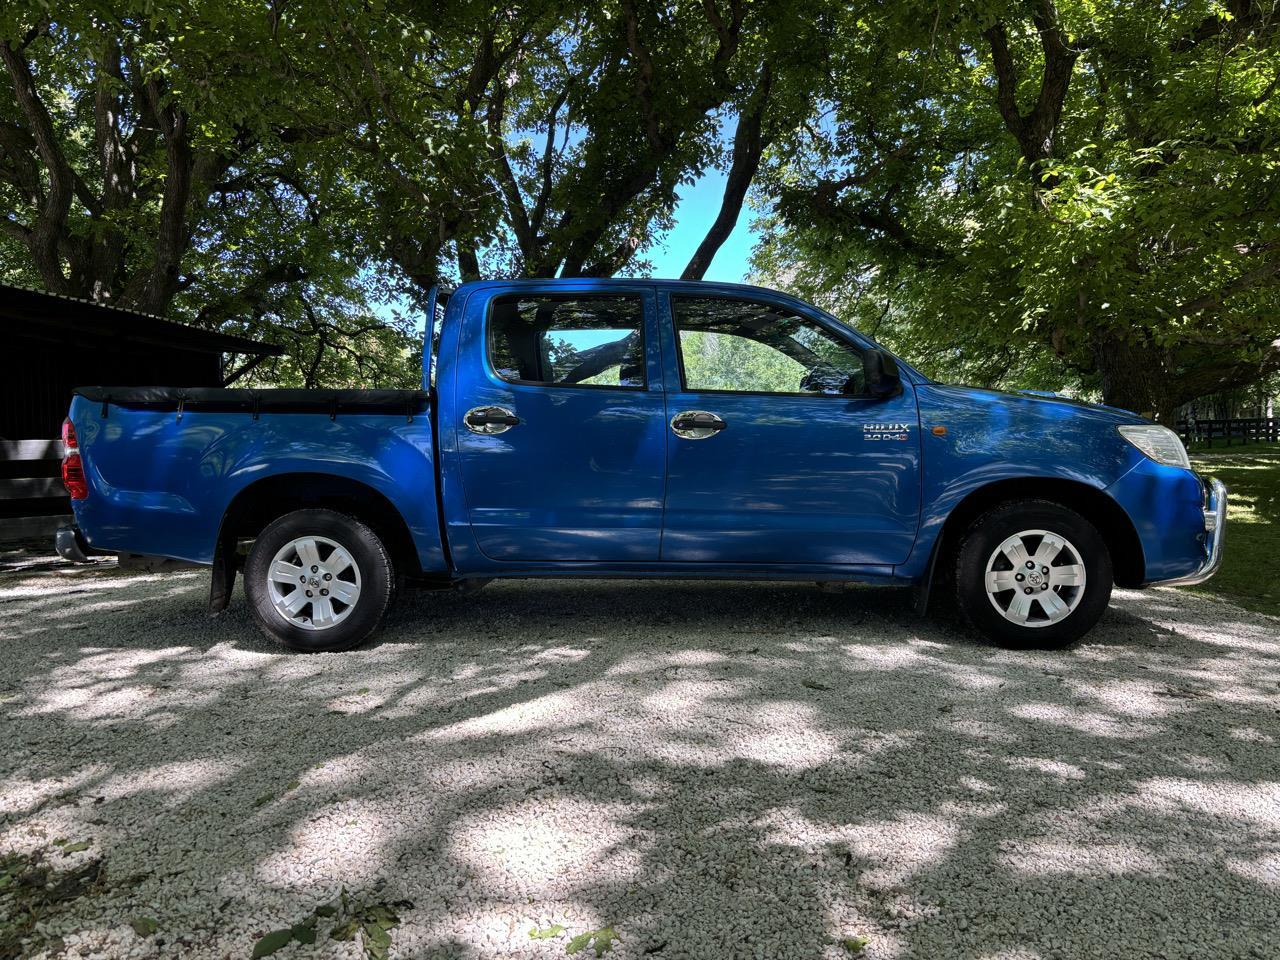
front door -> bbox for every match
[659,292,921,566]
[452,286,667,562]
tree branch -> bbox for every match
[486,79,536,260]
[682,64,772,280]
[982,0,1079,172]
[0,38,74,292]
[1178,256,1280,317]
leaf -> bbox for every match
[842,936,869,954]
[591,927,619,956]
[566,931,593,955]
[530,923,566,940]
[566,927,618,957]
[314,903,338,918]
[331,918,361,941]
[253,792,274,807]
[129,917,159,937]
[291,918,317,944]
[251,928,294,958]
[801,679,831,691]
[364,922,393,960]
[59,840,91,855]
[285,780,301,792]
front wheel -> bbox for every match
[954,500,1112,648]
[243,509,395,651]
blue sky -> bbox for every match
[641,168,759,282]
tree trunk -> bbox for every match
[1092,333,1178,423]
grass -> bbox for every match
[1186,439,1280,454]
[1188,448,1280,617]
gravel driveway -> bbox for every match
[2,563,1277,960]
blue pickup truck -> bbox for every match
[59,279,1225,651]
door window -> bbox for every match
[672,297,866,396]
[489,295,645,389]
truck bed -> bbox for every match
[73,386,430,417]
[67,386,445,572]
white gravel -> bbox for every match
[1,564,1278,959]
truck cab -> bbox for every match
[62,279,1226,651]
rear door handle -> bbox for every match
[464,405,520,435]
[671,410,726,440]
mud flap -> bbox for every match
[912,538,943,617]
[209,529,237,617]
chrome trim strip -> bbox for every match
[1154,478,1227,587]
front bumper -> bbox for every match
[1151,477,1227,587]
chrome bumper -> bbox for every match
[1155,477,1227,587]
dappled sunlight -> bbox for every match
[257,798,400,891]
[1000,839,1163,877]
[2,569,1278,957]
[1062,678,1185,718]
[0,764,110,819]
[1004,756,1087,781]
[1008,702,1162,738]
[451,797,644,894]
[1225,852,1280,888]
[1133,778,1280,829]
[98,758,248,808]
[727,707,842,770]
[760,804,967,890]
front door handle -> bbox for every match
[464,405,520,435]
[671,410,726,440]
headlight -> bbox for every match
[1118,424,1191,468]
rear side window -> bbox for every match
[488,295,645,389]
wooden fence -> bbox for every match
[1177,417,1280,447]
[0,439,70,541]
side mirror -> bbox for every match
[862,349,903,399]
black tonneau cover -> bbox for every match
[74,386,430,418]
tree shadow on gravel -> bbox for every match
[1,566,1278,959]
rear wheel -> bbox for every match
[244,508,394,651]
[954,500,1112,648]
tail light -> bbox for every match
[61,418,88,500]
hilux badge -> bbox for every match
[863,422,911,442]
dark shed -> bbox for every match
[0,283,282,540]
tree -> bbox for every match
[755,0,1280,423]
[0,2,465,382]
[386,0,830,284]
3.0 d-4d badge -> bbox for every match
[863,422,911,441]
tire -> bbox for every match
[953,499,1112,648]
[243,508,395,652]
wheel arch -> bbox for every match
[928,477,1145,598]
[210,473,422,613]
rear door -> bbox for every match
[658,291,921,565]
[449,285,667,562]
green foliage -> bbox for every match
[755,0,1280,419]
[1,850,102,959]
[251,928,294,958]
[565,925,619,956]
[128,917,158,938]
[529,923,566,940]
[247,891,407,960]
[0,2,435,386]
[1190,450,1280,616]
[681,330,807,393]
[328,892,408,960]
[4,0,1275,405]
